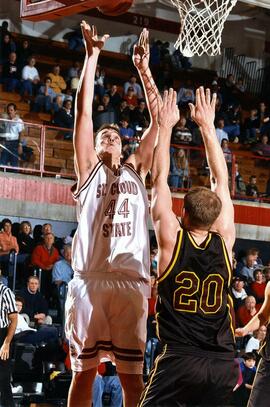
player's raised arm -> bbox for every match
[73,21,109,188]
[236,282,270,337]
[189,87,235,257]
[126,28,159,179]
[151,89,180,273]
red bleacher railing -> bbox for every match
[0,117,269,204]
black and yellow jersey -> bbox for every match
[156,228,235,358]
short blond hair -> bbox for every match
[184,187,222,229]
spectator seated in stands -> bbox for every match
[17,220,35,286]
[221,73,237,107]
[116,100,131,123]
[169,148,189,191]
[246,175,260,200]
[245,325,267,354]
[231,275,248,311]
[236,296,261,328]
[17,39,33,72]
[119,117,135,140]
[264,266,270,283]
[123,86,138,109]
[94,64,107,98]
[124,75,143,99]
[14,296,58,345]
[223,104,241,142]
[0,33,16,64]
[52,244,73,317]
[66,60,81,85]
[119,118,136,158]
[258,102,270,136]
[52,244,73,287]
[235,77,246,93]
[0,218,19,278]
[106,85,122,109]
[31,233,60,300]
[17,220,34,253]
[32,76,56,113]
[171,117,193,145]
[177,80,195,109]
[234,353,257,406]
[221,138,232,171]
[19,276,52,326]
[42,223,63,253]
[242,109,260,144]
[92,361,123,407]
[215,118,228,145]
[52,99,74,140]
[0,102,24,168]
[47,64,67,100]
[20,56,40,102]
[2,51,21,92]
[236,247,263,282]
[130,99,150,131]
[253,134,270,157]
[95,94,115,115]
[248,268,266,304]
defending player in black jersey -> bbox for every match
[139,88,238,406]
[236,282,270,407]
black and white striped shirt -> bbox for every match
[0,283,17,328]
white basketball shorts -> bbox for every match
[65,272,148,374]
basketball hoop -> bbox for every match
[170,0,237,57]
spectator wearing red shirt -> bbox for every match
[236,295,261,329]
[249,269,266,304]
[123,87,138,109]
[31,232,59,299]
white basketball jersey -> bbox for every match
[72,161,150,282]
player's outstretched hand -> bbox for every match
[133,28,150,72]
[81,20,109,57]
[235,327,247,337]
[189,87,216,128]
[158,88,179,129]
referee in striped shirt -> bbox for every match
[0,281,17,407]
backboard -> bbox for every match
[241,0,270,8]
[20,0,133,21]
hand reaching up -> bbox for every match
[189,87,216,128]
[158,88,179,129]
[81,20,109,57]
[133,28,150,72]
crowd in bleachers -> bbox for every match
[1,21,270,198]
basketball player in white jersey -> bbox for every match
[65,22,159,407]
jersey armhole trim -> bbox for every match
[123,162,144,186]
[72,160,103,199]
[220,235,233,287]
[157,228,183,283]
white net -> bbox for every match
[170,0,237,57]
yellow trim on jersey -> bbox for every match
[220,236,233,287]
[187,232,212,250]
[138,344,168,407]
[155,312,160,341]
[227,294,236,343]
[157,228,183,283]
